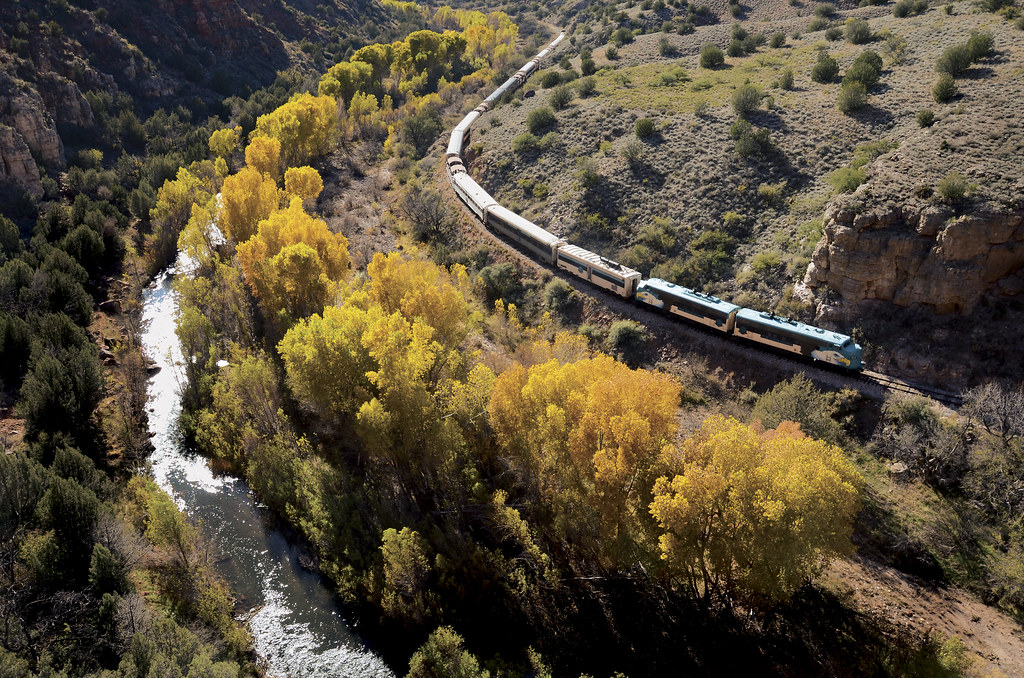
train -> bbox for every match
[444,31,864,371]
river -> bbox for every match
[141,263,396,678]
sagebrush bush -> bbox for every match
[512,132,539,155]
[893,0,928,17]
[770,33,786,48]
[699,43,725,68]
[732,84,762,116]
[811,51,839,83]
[635,117,657,138]
[837,82,868,113]
[825,26,843,41]
[815,2,836,17]
[732,23,748,40]
[581,57,596,76]
[727,39,745,57]
[966,30,994,61]
[576,76,597,97]
[936,171,969,202]
[917,109,935,127]
[526,107,556,133]
[621,139,645,168]
[550,85,574,110]
[605,45,619,60]
[933,72,957,102]
[808,16,830,32]
[845,18,872,44]
[540,71,561,88]
[779,67,794,90]
[827,166,866,193]
[658,36,677,56]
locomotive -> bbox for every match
[445,31,863,371]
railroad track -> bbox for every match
[440,164,964,409]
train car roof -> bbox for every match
[639,278,740,314]
[735,308,853,346]
[559,244,640,279]
[484,77,519,102]
[452,111,479,134]
[452,172,498,210]
[488,204,564,247]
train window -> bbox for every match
[592,269,624,287]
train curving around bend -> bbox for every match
[445,31,863,371]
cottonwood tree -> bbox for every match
[649,415,861,606]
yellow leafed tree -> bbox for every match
[244,136,282,181]
[254,93,339,167]
[208,126,241,159]
[488,354,681,552]
[236,197,349,327]
[649,415,862,606]
[219,166,280,244]
[284,166,324,203]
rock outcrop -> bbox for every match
[803,192,1024,315]
[0,124,43,197]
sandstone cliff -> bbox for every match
[803,196,1024,316]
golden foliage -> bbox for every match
[254,93,338,167]
[649,415,862,605]
[219,166,280,244]
[244,135,282,180]
[284,166,324,203]
[236,197,349,325]
[208,126,241,159]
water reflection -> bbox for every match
[141,265,394,678]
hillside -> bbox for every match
[469,0,1024,386]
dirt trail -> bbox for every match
[830,556,1024,677]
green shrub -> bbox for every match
[699,43,725,68]
[732,84,762,116]
[917,109,935,127]
[936,44,971,76]
[577,76,597,96]
[811,51,839,83]
[550,85,574,110]
[511,132,539,155]
[845,18,872,44]
[605,45,619,60]
[658,36,677,56]
[543,278,577,312]
[825,26,843,40]
[779,67,795,90]
[815,2,836,17]
[936,171,969,202]
[757,181,787,206]
[966,30,993,61]
[770,32,786,48]
[575,157,601,189]
[743,33,766,52]
[678,21,695,34]
[727,39,745,57]
[933,72,957,102]
[526,107,556,133]
[1016,16,1024,30]
[540,70,562,88]
[605,320,650,366]
[581,57,597,75]
[837,82,868,113]
[808,16,830,32]
[827,166,866,193]
[621,139,646,167]
[732,23,749,40]
[612,26,635,46]
[893,0,928,16]
[635,117,657,138]
[843,51,882,89]
[694,100,711,117]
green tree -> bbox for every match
[407,626,490,678]
[811,51,839,83]
[731,84,762,117]
[526,107,556,134]
[699,43,725,68]
[380,527,433,622]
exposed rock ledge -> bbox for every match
[802,191,1024,316]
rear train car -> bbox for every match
[556,245,641,298]
[733,309,863,369]
[635,279,740,331]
